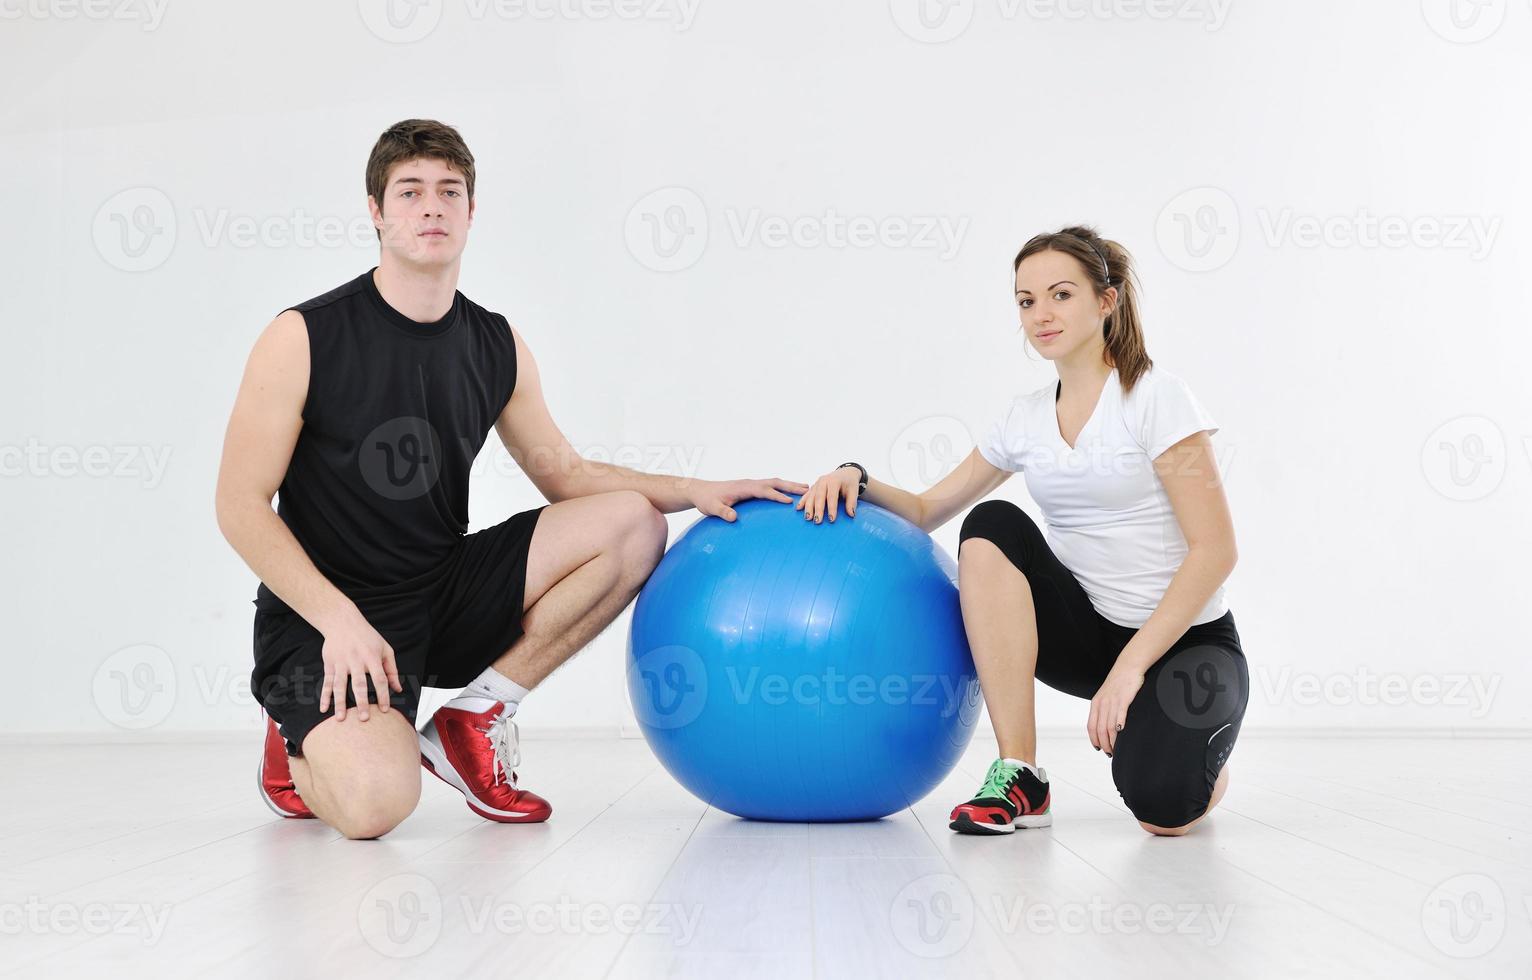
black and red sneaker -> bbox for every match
[949,759,1052,835]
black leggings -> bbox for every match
[957,499,1250,828]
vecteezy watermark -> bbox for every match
[1420,415,1513,502]
[628,644,709,730]
[890,874,976,958]
[889,0,1232,44]
[1154,644,1246,730]
[1420,873,1506,958]
[989,895,1236,945]
[472,439,709,485]
[888,874,1235,957]
[1155,187,1502,272]
[1255,665,1502,719]
[627,645,980,731]
[93,188,177,272]
[0,439,172,488]
[356,0,699,42]
[1155,186,1240,273]
[358,414,712,501]
[889,416,973,497]
[92,644,282,729]
[624,187,970,272]
[0,898,173,945]
[358,873,702,958]
[356,0,445,41]
[93,645,179,730]
[1419,0,1507,44]
[725,666,975,719]
[458,896,702,942]
[358,416,444,502]
[1254,208,1500,261]
[93,187,395,272]
[359,873,443,958]
[0,0,169,30]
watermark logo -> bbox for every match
[889,0,976,43]
[889,416,972,496]
[93,187,176,272]
[357,0,444,42]
[1154,644,1244,729]
[1158,188,1501,271]
[359,416,445,501]
[629,644,708,730]
[1421,415,1507,502]
[1156,186,1239,273]
[624,187,969,270]
[889,873,975,957]
[358,873,443,958]
[625,187,709,272]
[1420,873,1505,957]
[1420,0,1506,43]
[92,644,178,730]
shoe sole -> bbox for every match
[418,734,551,823]
[949,811,1053,835]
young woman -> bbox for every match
[796,225,1248,837]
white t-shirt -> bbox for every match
[977,365,1228,629]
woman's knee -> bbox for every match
[1112,758,1211,833]
[958,499,1037,571]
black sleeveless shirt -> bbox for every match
[253,267,518,613]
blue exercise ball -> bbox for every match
[626,497,982,821]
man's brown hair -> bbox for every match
[366,119,476,240]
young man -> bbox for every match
[215,119,805,840]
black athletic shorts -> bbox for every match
[251,505,547,757]
[958,499,1250,829]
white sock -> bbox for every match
[448,667,531,716]
[1002,757,1044,780]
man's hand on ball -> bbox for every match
[693,478,809,522]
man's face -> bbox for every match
[370,156,474,267]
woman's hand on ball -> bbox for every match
[693,477,809,522]
[795,466,862,524]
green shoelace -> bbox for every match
[977,759,1020,799]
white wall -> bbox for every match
[2,1,1526,741]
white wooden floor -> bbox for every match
[2,735,1528,978]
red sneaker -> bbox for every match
[258,712,315,819]
[419,698,551,823]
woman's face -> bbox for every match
[1014,249,1114,363]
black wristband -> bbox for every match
[837,461,868,494]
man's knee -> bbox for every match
[608,490,667,566]
[332,781,420,840]
[301,711,422,840]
